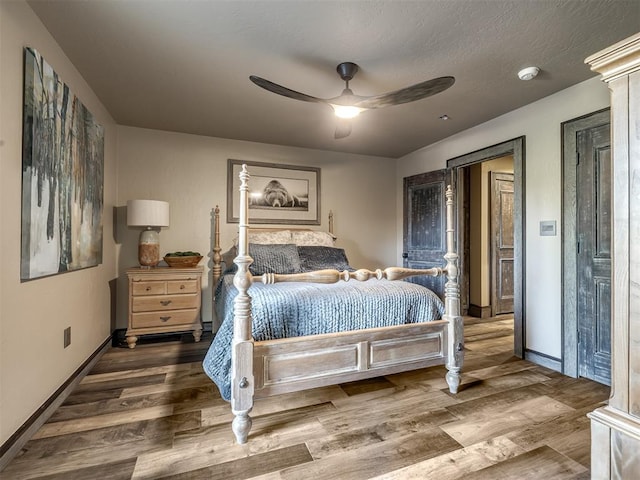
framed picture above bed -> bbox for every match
[227,159,320,225]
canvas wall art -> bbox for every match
[227,159,320,224]
[21,47,104,281]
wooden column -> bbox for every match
[585,32,640,479]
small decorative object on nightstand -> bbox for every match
[126,266,203,348]
[164,251,203,268]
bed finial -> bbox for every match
[444,184,463,394]
[231,164,255,444]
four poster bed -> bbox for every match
[203,164,463,444]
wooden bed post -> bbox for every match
[212,205,221,287]
[329,210,334,236]
[444,185,464,393]
[231,165,255,444]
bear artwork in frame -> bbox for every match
[227,159,320,225]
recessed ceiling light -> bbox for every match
[518,66,540,81]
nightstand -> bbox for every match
[126,266,203,348]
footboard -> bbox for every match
[253,321,448,397]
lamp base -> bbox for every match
[138,228,160,267]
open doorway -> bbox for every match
[447,137,525,358]
[463,158,515,319]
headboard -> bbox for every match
[211,207,335,287]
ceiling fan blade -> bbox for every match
[355,76,455,109]
[249,75,325,104]
[335,119,352,139]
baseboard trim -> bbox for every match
[468,304,492,318]
[0,336,112,471]
[525,349,562,372]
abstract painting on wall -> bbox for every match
[21,47,104,281]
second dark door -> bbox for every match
[576,122,611,385]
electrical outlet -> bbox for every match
[64,327,71,348]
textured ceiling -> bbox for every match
[28,0,640,158]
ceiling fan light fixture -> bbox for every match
[332,105,363,119]
[249,62,455,138]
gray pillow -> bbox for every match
[297,246,354,272]
[248,243,302,275]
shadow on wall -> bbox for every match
[108,278,118,345]
[113,205,139,333]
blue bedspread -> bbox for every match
[202,274,445,401]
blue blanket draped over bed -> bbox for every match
[202,274,444,401]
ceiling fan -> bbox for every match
[249,62,455,139]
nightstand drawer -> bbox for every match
[131,309,199,329]
[167,279,198,294]
[132,294,200,312]
[132,281,166,296]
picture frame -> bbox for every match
[21,47,104,281]
[227,159,320,225]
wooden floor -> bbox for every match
[2,315,609,479]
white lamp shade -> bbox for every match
[127,200,170,227]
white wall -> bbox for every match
[116,126,397,330]
[0,1,117,445]
[396,76,610,359]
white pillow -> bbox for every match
[291,230,335,247]
[233,230,292,247]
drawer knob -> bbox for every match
[160,316,171,322]
[146,286,151,291]
[160,300,172,306]
[180,285,185,290]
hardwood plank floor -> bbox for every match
[1,315,609,479]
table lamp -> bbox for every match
[127,199,170,267]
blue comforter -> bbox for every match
[202,274,444,400]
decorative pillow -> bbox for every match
[233,230,292,247]
[297,246,354,272]
[291,230,335,247]
[220,246,237,271]
[248,243,302,275]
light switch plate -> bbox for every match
[540,220,557,236]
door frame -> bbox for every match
[447,136,526,358]
[561,108,610,378]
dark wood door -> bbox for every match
[577,123,611,385]
[403,169,447,298]
[490,172,515,316]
